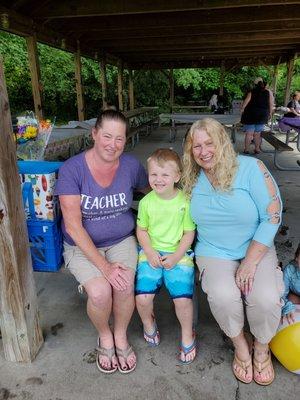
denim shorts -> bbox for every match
[135,249,195,299]
[243,124,265,133]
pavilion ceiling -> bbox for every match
[0,0,299,69]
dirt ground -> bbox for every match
[0,125,299,400]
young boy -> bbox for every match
[135,148,196,364]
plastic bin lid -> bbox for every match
[17,160,63,174]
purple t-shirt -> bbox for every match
[55,152,148,247]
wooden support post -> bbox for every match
[169,69,174,111]
[271,62,280,98]
[219,61,225,96]
[25,35,43,120]
[100,57,107,110]
[128,69,135,111]
[74,46,85,121]
[117,61,124,111]
[0,59,43,362]
[284,56,295,106]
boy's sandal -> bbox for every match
[232,353,252,384]
[253,351,275,386]
[143,321,160,347]
[179,336,197,365]
[115,345,136,374]
[96,346,118,374]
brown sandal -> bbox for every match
[253,351,275,386]
[115,345,136,374]
[232,353,253,384]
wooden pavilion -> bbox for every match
[0,0,299,363]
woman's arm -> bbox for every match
[60,195,129,290]
[241,92,251,113]
[236,160,282,295]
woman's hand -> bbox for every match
[235,261,257,296]
[102,262,130,291]
[161,253,179,269]
[145,249,162,268]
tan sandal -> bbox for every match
[232,353,253,384]
[96,346,118,374]
[253,351,274,386]
[116,345,136,374]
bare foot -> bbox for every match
[253,345,274,385]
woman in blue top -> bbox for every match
[182,117,283,386]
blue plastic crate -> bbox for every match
[17,160,63,174]
[27,218,63,272]
[22,181,63,272]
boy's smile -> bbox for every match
[148,159,181,200]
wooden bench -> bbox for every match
[127,116,159,148]
[261,131,300,171]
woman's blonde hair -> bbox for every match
[181,118,238,196]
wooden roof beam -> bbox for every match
[30,1,300,19]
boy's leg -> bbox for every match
[173,298,195,362]
[135,250,163,345]
[164,253,196,362]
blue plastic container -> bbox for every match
[26,217,63,272]
[18,160,63,174]
[20,163,63,272]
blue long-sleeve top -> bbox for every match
[282,262,300,315]
[190,155,282,260]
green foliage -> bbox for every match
[0,30,299,121]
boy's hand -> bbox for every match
[145,249,162,268]
[282,312,295,325]
[161,254,179,269]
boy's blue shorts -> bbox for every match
[135,249,195,299]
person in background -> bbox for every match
[241,77,273,154]
[284,91,300,118]
[182,117,283,385]
[209,93,218,112]
[135,149,196,364]
[281,244,300,325]
[55,110,149,374]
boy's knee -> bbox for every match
[136,294,154,307]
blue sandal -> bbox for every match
[179,337,197,365]
[143,321,160,347]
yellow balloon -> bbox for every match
[270,306,300,374]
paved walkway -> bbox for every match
[0,125,299,400]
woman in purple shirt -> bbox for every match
[55,110,148,374]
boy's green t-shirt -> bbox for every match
[137,190,195,252]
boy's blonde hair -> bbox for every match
[147,148,182,173]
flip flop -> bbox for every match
[179,336,197,365]
[96,345,118,374]
[143,321,160,347]
[253,350,274,386]
[232,353,252,384]
[115,345,137,374]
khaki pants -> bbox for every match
[196,247,284,344]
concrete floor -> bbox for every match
[0,125,299,400]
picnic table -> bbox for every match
[159,113,241,142]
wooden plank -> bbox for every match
[0,58,43,362]
[25,35,43,120]
[261,132,294,152]
[128,69,134,111]
[117,61,124,111]
[74,47,85,121]
[284,56,295,106]
[219,61,225,96]
[30,1,300,19]
[169,69,174,111]
[99,57,107,110]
